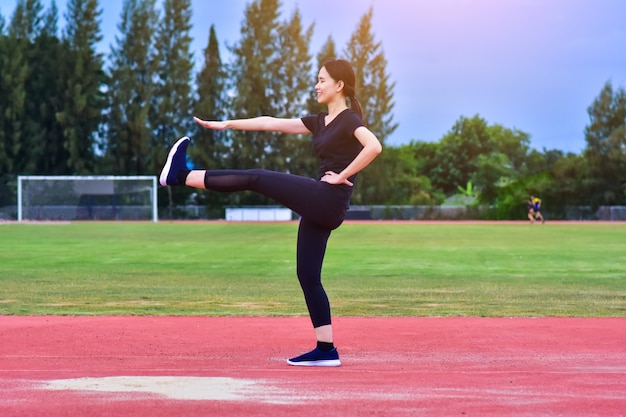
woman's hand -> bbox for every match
[321,171,353,187]
[194,117,227,130]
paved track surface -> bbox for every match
[1,316,624,416]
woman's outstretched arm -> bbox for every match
[194,116,310,135]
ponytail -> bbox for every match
[349,96,364,122]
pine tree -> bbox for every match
[30,2,68,174]
[8,0,43,41]
[150,0,194,216]
[190,24,229,216]
[273,7,317,178]
[227,0,281,178]
[584,81,626,205]
[105,0,158,175]
[343,7,397,204]
[0,1,66,176]
[149,0,194,174]
[226,0,320,206]
[0,6,13,207]
[316,36,337,69]
[191,24,227,170]
[0,0,38,175]
[306,36,336,116]
[344,7,396,141]
[58,0,106,174]
[271,8,313,119]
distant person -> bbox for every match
[528,195,544,223]
[159,58,382,366]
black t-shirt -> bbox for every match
[301,109,364,184]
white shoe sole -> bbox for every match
[286,359,341,367]
[159,136,189,186]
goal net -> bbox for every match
[17,176,158,222]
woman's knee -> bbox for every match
[296,266,320,288]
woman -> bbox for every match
[159,58,382,366]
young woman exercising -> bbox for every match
[159,58,382,366]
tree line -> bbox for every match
[1,0,624,219]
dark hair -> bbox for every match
[323,58,364,121]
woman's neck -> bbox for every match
[326,99,348,117]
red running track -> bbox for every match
[0,316,624,416]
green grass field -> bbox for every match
[0,221,624,317]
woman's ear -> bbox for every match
[336,80,344,92]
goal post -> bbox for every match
[17,176,158,222]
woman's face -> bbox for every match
[315,66,343,104]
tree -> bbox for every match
[316,36,337,69]
[57,0,106,174]
[430,115,492,195]
[0,1,67,176]
[104,0,158,175]
[271,8,317,178]
[7,0,43,41]
[487,124,531,173]
[471,152,512,204]
[411,140,440,180]
[226,0,282,179]
[0,0,65,175]
[29,2,68,174]
[148,0,194,217]
[472,124,531,204]
[224,0,319,207]
[343,7,397,204]
[149,0,194,174]
[0,0,68,208]
[191,24,227,170]
[487,172,550,220]
[0,0,33,176]
[544,152,588,218]
[306,35,336,116]
[190,24,230,217]
[584,81,626,205]
[370,144,440,205]
[0,7,13,207]
[344,7,396,142]
[271,8,313,120]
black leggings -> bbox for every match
[203,169,350,328]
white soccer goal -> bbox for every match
[17,176,158,222]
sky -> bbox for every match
[1,0,625,154]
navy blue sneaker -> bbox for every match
[159,136,190,186]
[287,347,341,367]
